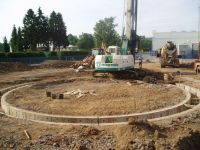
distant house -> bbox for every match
[152,31,198,58]
[66,45,78,51]
[49,44,78,51]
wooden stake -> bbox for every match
[24,130,31,140]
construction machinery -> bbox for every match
[194,6,200,74]
[158,41,180,68]
[93,0,145,78]
[194,42,200,74]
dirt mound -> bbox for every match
[79,127,100,138]
[180,62,195,68]
[176,130,200,150]
[36,60,77,69]
[0,62,31,73]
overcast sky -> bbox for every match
[0,0,199,42]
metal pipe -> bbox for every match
[135,0,138,34]
[198,6,200,59]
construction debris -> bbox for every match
[109,78,119,83]
[0,112,5,116]
[126,81,140,86]
[63,89,97,99]
[47,89,98,100]
[71,55,95,69]
[164,73,174,81]
[24,130,31,140]
[76,65,84,72]
[143,76,157,84]
[126,82,133,86]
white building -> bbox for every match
[152,31,199,58]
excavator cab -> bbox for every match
[106,46,121,55]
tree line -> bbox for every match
[8,7,68,52]
[0,7,151,53]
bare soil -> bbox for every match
[7,78,185,116]
[0,61,200,150]
[0,62,31,73]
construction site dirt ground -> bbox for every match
[0,60,200,150]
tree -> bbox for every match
[17,27,23,51]
[0,42,3,51]
[68,34,78,45]
[138,36,152,51]
[10,25,18,51]
[56,13,68,49]
[49,11,57,50]
[49,11,68,50]
[65,36,69,48]
[36,7,49,50]
[3,37,10,52]
[94,17,121,48]
[23,9,37,50]
[77,33,95,50]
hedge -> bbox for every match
[0,52,6,58]
[61,51,89,56]
[6,52,45,58]
[48,51,58,57]
[26,52,45,57]
[0,51,89,58]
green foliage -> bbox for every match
[10,25,18,51]
[0,52,6,57]
[68,34,78,45]
[48,51,58,57]
[8,7,69,52]
[0,43,3,51]
[7,52,26,58]
[26,51,45,57]
[61,51,89,56]
[23,9,37,50]
[36,7,49,49]
[49,11,68,50]
[77,33,95,50]
[3,37,10,52]
[2,51,45,58]
[17,27,23,51]
[138,36,152,51]
[94,17,121,48]
[0,51,88,58]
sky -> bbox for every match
[0,0,200,42]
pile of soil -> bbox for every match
[175,130,200,150]
[180,62,195,68]
[0,62,31,73]
[35,60,77,69]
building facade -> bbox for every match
[152,31,199,58]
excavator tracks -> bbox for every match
[92,69,146,79]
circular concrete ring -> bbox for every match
[1,84,193,125]
[150,83,200,123]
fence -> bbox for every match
[0,55,87,65]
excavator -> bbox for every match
[93,0,146,78]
